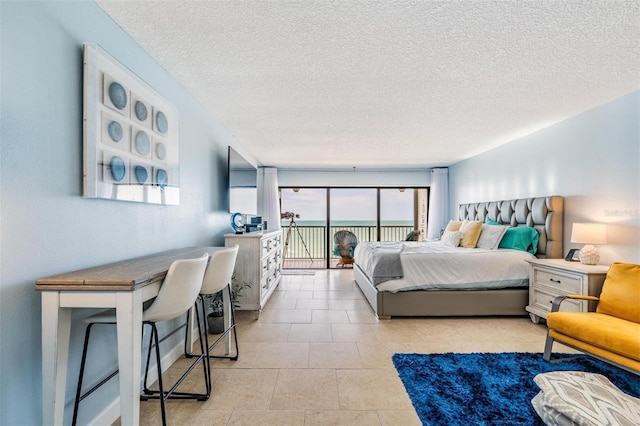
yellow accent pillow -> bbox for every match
[459,220,483,248]
[596,262,640,324]
[445,220,463,232]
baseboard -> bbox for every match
[89,339,189,425]
[90,398,119,426]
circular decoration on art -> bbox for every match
[155,142,167,160]
[134,131,151,155]
[134,100,148,121]
[110,156,126,182]
[156,168,168,188]
[107,121,123,142]
[155,111,168,133]
[134,165,148,185]
[108,82,127,110]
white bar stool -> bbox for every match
[72,253,209,426]
[185,245,239,391]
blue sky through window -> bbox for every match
[280,188,414,225]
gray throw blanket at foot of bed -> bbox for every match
[368,243,405,285]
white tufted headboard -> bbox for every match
[458,196,564,258]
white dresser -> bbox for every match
[525,258,609,324]
[225,230,282,315]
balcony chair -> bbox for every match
[543,262,640,375]
[185,245,239,393]
[72,253,210,426]
[405,229,421,241]
[333,230,358,267]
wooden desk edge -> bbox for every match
[35,247,215,291]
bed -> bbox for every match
[353,196,564,319]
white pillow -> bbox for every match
[476,224,509,249]
[440,231,462,247]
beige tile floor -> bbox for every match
[128,269,572,425]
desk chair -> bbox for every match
[185,245,239,392]
[72,253,209,426]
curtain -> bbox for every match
[427,168,449,240]
[257,167,281,231]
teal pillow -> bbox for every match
[486,218,500,225]
[498,226,539,254]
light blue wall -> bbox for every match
[449,91,640,265]
[0,1,248,424]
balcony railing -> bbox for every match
[281,225,414,268]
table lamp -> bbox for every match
[570,223,607,265]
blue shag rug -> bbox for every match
[392,352,640,426]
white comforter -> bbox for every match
[354,241,535,293]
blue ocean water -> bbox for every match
[283,220,412,227]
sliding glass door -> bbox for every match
[280,187,428,269]
[280,188,327,269]
[380,188,428,241]
[329,188,377,267]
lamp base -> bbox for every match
[579,244,600,265]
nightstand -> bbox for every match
[525,259,609,324]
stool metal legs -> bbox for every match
[72,308,209,426]
[140,309,210,426]
[185,284,239,393]
[72,322,119,426]
[203,284,240,360]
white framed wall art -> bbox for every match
[83,43,179,205]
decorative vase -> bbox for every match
[579,244,600,265]
[207,313,225,335]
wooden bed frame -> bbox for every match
[353,196,564,319]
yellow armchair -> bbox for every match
[543,262,640,375]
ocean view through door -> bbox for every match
[280,187,429,269]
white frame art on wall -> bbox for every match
[83,43,179,205]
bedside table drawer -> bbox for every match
[534,269,581,294]
[526,259,608,323]
[531,288,581,313]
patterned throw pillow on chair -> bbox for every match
[532,371,640,426]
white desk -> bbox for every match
[36,247,227,426]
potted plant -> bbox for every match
[204,275,250,334]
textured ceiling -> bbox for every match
[96,0,640,169]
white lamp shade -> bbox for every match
[570,223,608,245]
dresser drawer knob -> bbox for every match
[549,278,561,284]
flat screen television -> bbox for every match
[228,146,258,215]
